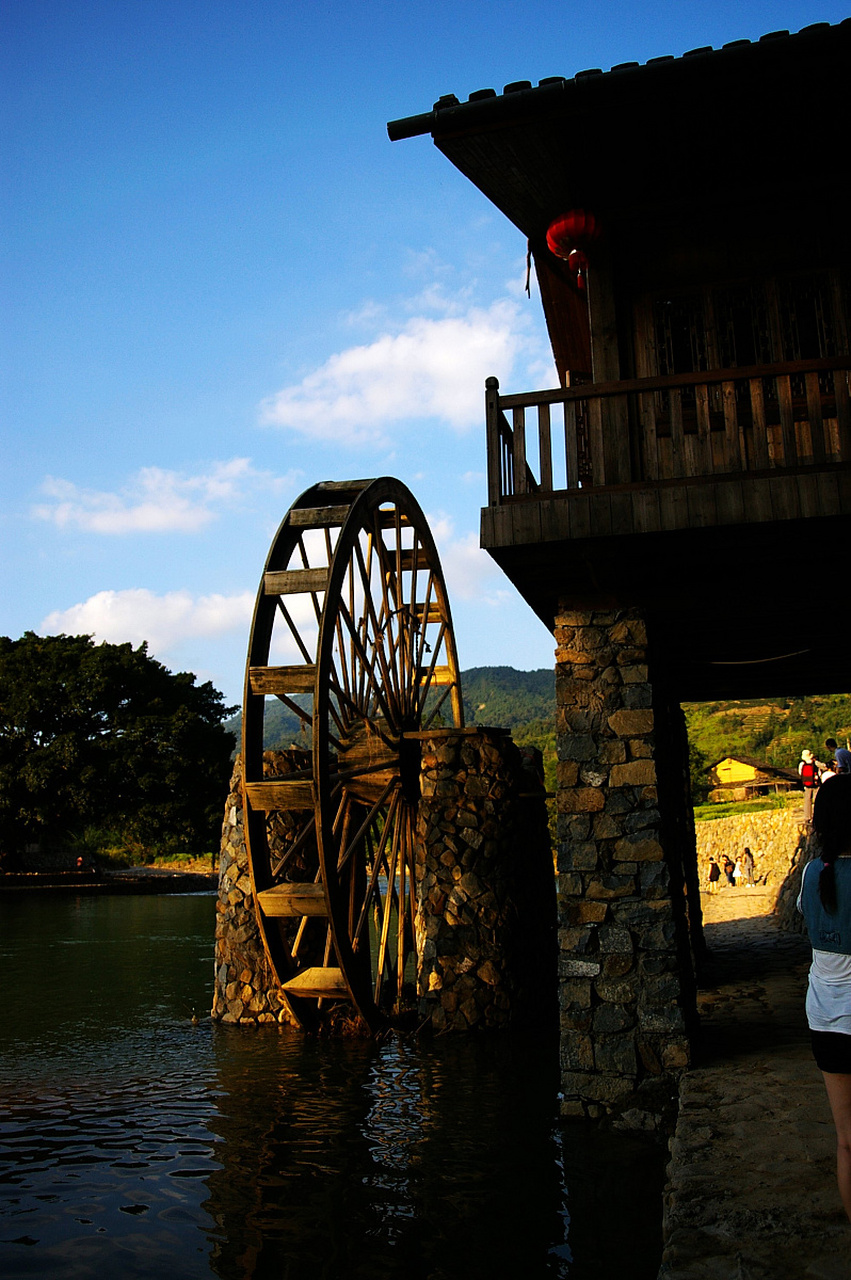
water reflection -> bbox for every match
[205,1029,568,1279]
[0,894,662,1280]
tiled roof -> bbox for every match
[388,19,849,141]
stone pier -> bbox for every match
[555,608,699,1119]
[415,728,556,1031]
[212,729,554,1032]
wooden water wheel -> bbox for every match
[242,478,464,1031]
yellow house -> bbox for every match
[708,756,800,801]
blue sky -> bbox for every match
[2,0,846,705]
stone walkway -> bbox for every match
[659,888,850,1279]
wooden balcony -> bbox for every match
[484,356,851,546]
[481,356,851,701]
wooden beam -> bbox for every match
[244,780,315,810]
[288,506,350,527]
[264,568,329,595]
[280,967,349,997]
[249,665,316,695]
[257,884,327,918]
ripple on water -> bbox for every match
[1,894,664,1280]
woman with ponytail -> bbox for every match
[798,773,851,1221]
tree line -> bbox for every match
[0,632,236,865]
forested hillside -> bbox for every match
[224,667,556,750]
[684,695,851,798]
[225,674,851,804]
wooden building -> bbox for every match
[707,755,800,801]
[389,21,851,1116]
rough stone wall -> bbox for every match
[213,733,555,1032]
[415,729,556,1032]
[211,756,298,1026]
[695,807,807,896]
[555,608,694,1118]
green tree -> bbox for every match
[0,632,236,859]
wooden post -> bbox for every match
[485,377,502,504]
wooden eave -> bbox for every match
[389,21,850,241]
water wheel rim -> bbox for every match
[241,478,463,1032]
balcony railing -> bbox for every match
[486,356,851,505]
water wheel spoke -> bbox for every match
[374,522,409,699]
[326,673,396,751]
[274,598,314,664]
[336,779,398,874]
[269,812,317,878]
[369,525,410,716]
[413,573,437,683]
[351,789,401,947]
[353,538,403,719]
[396,810,409,1004]
[374,811,402,1006]
[330,609,397,732]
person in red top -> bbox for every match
[799,749,825,822]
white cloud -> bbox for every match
[41,588,256,653]
[32,458,297,535]
[40,587,321,673]
[259,299,540,447]
[428,513,513,608]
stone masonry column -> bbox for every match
[211,756,298,1026]
[415,728,556,1033]
[555,608,693,1119]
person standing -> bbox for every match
[826,738,851,775]
[799,749,823,822]
[797,774,851,1223]
[707,857,721,894]
[741,847,755,887]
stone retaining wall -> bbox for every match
[695,807,807,894]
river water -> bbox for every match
[0,892,663,1279]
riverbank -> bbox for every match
[658,886,850,1278]
[0,866,217,894]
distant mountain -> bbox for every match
[460,666,554,730]
[224,666,556,748]
[224,675,851,794]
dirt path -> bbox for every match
[658,891,850,1279]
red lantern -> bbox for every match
[546,210,601,291]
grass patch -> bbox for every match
[147,852,217,873]
[693,793,800,822]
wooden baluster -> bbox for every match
[834,369,851,461]
[639,390,658,481]
[538,403,553,493]
[564,398,580,489]
[588,397,605,486]
[485,377,502,503]
[694,383,713,475]
[513,406,528,495]
[776,373,797,466]
[721,379,741,472]
[502,414,514,496]
[804,370,826,463]
[747,377,770,469]
[669,388,685,478]
[602,393,631,483]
